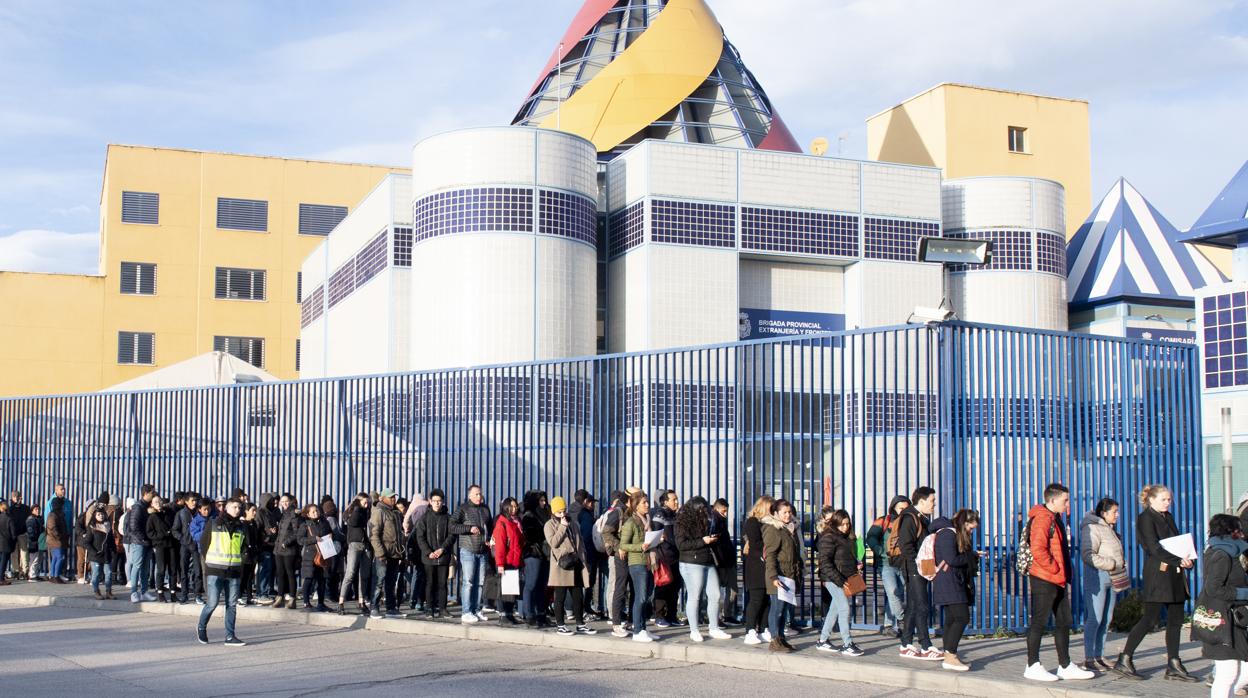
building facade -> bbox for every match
[0,145,403,396]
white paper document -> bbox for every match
[502,569,521,596]
[644,530,663,549]
[776,575,797,605]
[316,534,338,559]
[1160,533,1197,561]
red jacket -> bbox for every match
[492,515,523,569]
[1027,504,1069,586]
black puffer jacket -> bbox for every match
[86,525,115,564]
[675,509,715,567]
[298,517,331,577]
[146,509,175,549]
[344,503,369,544]
[817,529,859,587]
[275,509,302,557]
[415,508,455,566]
[450,500,493,554]
[650,505,680,568]
[521,496,549,560]
[1197,537,1248,661]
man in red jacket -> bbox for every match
[1024,483,1093,682]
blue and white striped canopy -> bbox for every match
[1178,160,1248,248]
[1067,178,1224,307]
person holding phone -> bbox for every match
[675,496,731,642]
[763,499,802,653]
[1114,484,1197,681]
[619,491,659,642]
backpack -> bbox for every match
[592,509,612,553]
[1015,515,1056,576]
[885,513,905,561]
[917,527,951,580]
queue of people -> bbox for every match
[3,479,1238,695]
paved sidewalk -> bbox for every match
[0,580,1210,698]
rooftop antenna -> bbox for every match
[837,131,850,156]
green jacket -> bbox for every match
[762,515,803,594]
[618,515,650,567]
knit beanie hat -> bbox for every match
[550,496,567,514]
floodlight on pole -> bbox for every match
[908,236,994,325]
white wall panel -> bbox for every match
[647,142,737,203]
[740,151,860,212]
[739,259,844,314]
[863,163,941,220]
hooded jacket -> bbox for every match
[85,522,116,564]
[1197,536,1248,661]
[816,527,859,587]
[1078,511,1125,577]
[520,494,549,560]
[343,502,369,544]
[369,500,405,560]
[866,495,910,567]
[762,514,803,593]
[255,493,277,551]
[1027,503,1070,586]
[171,503,197,548]
[891,505,928,572]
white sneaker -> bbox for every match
[708,628,731,640]
[611,625,629,638]
[689,629,704,642]
[761,629,773,642]
[633,630,655,643]
[461,614,479,624]
[1024,663,1059,682]
[743,630,762,645]
[475,611,489,622]
[1056,664,1094,680]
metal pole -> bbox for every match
[1223,407,1234,513]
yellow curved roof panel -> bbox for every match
[537,0,723,152]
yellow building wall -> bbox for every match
[0,144,406,397]
[867,83,1090,237]
[0,272,105,396]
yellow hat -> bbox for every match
[551,496,567,514]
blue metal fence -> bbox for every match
[0,321,1204,632]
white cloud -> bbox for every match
[0,229,99,274]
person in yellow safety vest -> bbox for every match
[197,498,251,647]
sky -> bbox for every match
[0,0,1245,274]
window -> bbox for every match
[295,339,301,372]
[214,267,266,301]
[217,197,268,232]
[121,191,159,225]
[117,331,155,365]
[214,335,265,368]
[119,262,157,295]
[1008,126,1027,153]
[296,271,302,303]
[298,203,348,236]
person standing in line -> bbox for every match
[240,503,260,605]
[124,485,158,602]
[188,500,214,603]
[369,488,405,619]
[711,499,739,625]
[1079,497,1126,671]
[1023,483,1093,682]
[298,504,331,612]
[675,497,731,642]
[865,496,910,636]
[254,493,278,604]
[450,484,493,624]
[26,505,44,581]
[618,491,659,643]
[8,491,29,581]
[145,495,176,602]
[171,493,200,604]
[576,493,604,620]
[0,501,17,584]
[650,489,683,628]
[45,484,73,581]
[416,489,454,619]
[46,496,68,583]
[932,509,983,672]
[1195,514,1248,698]
[337,493,372,615]
[894,487,943,661]
[1114,484,1197,681]
[763,499,802,653]
[599,489,632,637]
[741,495,774,645]
[273,494,301,609]
[400,492,428,612]
[196,497,250,647]
[520,490,551,627]
[815,508,863,656]
[544,496,597,636]
[319,496,344,607]
[85,506,116,599]
[492,496,524,626]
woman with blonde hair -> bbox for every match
[741,495,774,645]
[1114,485,1196,681]
[619,491,660,642]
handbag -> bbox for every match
[842,573,867,597]
[558,552,578,571]
[653,558,674,586]
[1192,604,1232,646]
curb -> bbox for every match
[0,592,1129,698]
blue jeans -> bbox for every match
[879,564,905,627]
[679,562,722,631]
[522,556,546,621]
[255,550,274,598]
[629,564,653,632]
[124,544,149,595]
[90,561,113,593]
[50,547,65,578]
[199,575,241,639]
[459,549,487,616]
[768,593,791,638]
[1082,569,1117,659]
[820,582,853,645]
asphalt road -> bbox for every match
[0,605,938,697]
